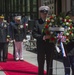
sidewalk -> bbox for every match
[0,45,66,75]
[9,45,65,75]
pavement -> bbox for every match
[0,42,72,75]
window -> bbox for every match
[71,0,74,15]
[0,0,38,19]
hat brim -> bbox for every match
[0,17,4,18]
[40,10,48,13]
[16,19,21,20]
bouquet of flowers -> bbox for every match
[62,16,74,43]
[42,14,74,57]
[42,14,74,44]
[42,14,57,43]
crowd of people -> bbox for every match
[0,5,74,75]
[0,15,28,62]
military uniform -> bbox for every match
[32,6,55,75]
[9,16,26,61]
[0,15,10,62]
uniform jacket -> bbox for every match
[9,22,26,41]
[0,22,9,42]
[32,18,45,41]
[32,18,55,51]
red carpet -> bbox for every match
[0,54,38,75]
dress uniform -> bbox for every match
[0,15,10,62]
[9,16,26,61]
[32,6,55,75]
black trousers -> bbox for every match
[63,56,74,75]
[0,43,8,61]
[37,42,55,75]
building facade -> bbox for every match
[0,0,39,20]
[40,0,74,15]
[0,0,74,20]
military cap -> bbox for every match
[15,16,21,20]
[0,15,4,18]
[39,6,50,13]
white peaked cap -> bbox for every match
[15,16,21,20]
[39,6,50,11]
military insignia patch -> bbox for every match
[20,25,23,28]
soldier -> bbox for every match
[0,15,10,62]
[32,6,55,75]
[9,16,26,61]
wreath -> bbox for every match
[42,14,74,44]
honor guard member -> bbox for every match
[0,15,10,62]
[32,6,55,75]
[10,16,26,61]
